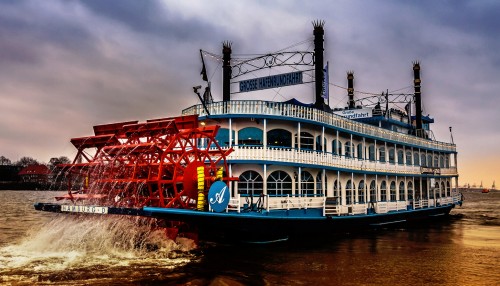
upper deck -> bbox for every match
[182,100,456,153]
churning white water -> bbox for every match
[0,213,196,285]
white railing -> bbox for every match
[228,146,458,176]
[265,195,325,211]
[351,203,367,215]
[376,202,388,213]
[182,100,456,152]
[397,201,408,210]
[414,200,421,209]
[421,199,429,208]
[226,194,241,213]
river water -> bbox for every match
[0,190,498,285]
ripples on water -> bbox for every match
[0,190,499,285]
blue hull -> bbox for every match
[34,202,455,241]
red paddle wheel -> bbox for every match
[58,115,234,212]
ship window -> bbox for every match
[388,148,395,164]
[413,152,420,166]
[316,173,326,196]
[214,128,234,147]
[238,171,263,196]
[357,143,364,160]
[345,142,354,158]
[379,147,386,162]
[267,171,292,196]
[380,181,387,201]
[346,180,355,205]
[267,129,292,148]
[332,139,342,156]
[333,179,341,198]
[398,150,404,165]
[315,136,327,152]
[421,154,427,167]
[390,181,397,201]
[368,145,376,161]
[369,180,377,202]
[406,151,412,166]
[294,132,314,150]
[238,127,263,146]
[296,171,314,196]
[408,181,414,200]
[399,181,405,201]
[358,180,365,203]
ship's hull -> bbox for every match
[34,202,455,242]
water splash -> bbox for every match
[0,215,196,284]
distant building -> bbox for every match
[18,164,51,185]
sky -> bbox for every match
[0,0,499,187]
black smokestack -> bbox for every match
[313,20,325,107]
[347,71,355,109]
[413,61,423,135]
[222,41,232,102]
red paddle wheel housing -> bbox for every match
[58,115,234,210]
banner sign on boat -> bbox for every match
[61,205,108,214]
[239,71,303,93]
[208,181,230,212]
[333,108,372,119]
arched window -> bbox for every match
[421,154,427,167]
[346,180,355,205]
[368,145,376,161]
[238,127,263,146]
[238,171,263,195]
[379,146,386,162]
[316,173,326,196]
[388,148,395,164]
[390,181,397,201]
[380,181,387,201]
[399,181,405,201]
[398,150,404,165]
[296,171,314,196]
[414,152,420,166]
[445,156,450,168]
[427,154,433,167]
[441,182,446,198]
[267,129,292,148]
[369,180,377,202]
[294,132,314,150]
[332,139,342,156]
[357,143,364,160]
[406,151,412,166]
[358,180,365,203]
[434,155,439,168]
[345,141,354,158]
[267,171,292,196]
[447,181,451,197]
[440,155,445,168]
[408,181,414,200]
[315,136,327,152]
[333,179,342,198]
[214,128,234,147]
